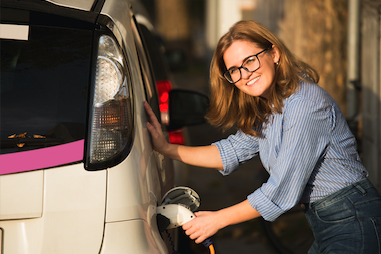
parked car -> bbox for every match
[0,0,208,253]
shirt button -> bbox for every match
[300,204,306,209]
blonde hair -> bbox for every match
[206,20,319,136]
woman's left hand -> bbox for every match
[182,211,224,244]
[182,200,261,244]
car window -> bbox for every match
[130,16,161,123]
[137,23,169,82]
[1,24,92,154]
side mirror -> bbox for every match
[168,89,209,130]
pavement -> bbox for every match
[170,69,314,254]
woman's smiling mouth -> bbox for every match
[247,76,260,86]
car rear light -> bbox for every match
[85,35,133,170]
[156,80,172,112]
[156,80,172,125]
[156,80,185,145]
[168,130,185,145]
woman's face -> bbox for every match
[223,40,280,99]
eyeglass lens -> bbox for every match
[226,56,259,83]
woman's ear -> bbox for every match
[271,45,280,64]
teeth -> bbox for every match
[247,76,260,85]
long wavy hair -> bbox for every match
[206,20,319,137]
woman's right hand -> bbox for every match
[144,101,170,154]
[144,101,223,169]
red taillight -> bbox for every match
[156,80,172,112]
[168,130,185,145]
[156,80,185,145]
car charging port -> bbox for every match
[157,187,215,254]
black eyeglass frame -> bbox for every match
[223,48,270,84]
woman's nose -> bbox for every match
[241,68,252,80]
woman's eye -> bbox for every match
[229,68,238,74]
[245,57,256,65]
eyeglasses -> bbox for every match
[224,48,269,84]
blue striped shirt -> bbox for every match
[212,81,368,221]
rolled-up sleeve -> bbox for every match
[248,97,332,221]
[212,130,260,175]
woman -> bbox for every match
[145,20,381,253]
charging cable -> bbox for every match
[209,244,216,254]
[202,238,215,254]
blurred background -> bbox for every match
[137,0,381,253]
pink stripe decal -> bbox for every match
[0,140,84,175]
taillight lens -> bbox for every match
[168,130,185,145]
[156,80,172,112]
[156,80,172,125]
[156,80,185,145]
[86,35,133,170]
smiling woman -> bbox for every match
[144,20,381,253]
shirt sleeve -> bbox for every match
[212,130,260,175]
[248,97,333,221]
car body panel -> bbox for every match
[100,220,165,254]
[104,124,161,223]
[0,171,43,220]
[0,164,106,254]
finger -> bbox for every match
[185,229,196,238]
[188,229,206,244]
[144,102,156,120]
[146,122,157,135]
[144,102,161,127]
[195,235,206,244]
[146,123,164,145]
[187,227,201,239]
[194,211,201,216]
[143,101,153,114]
[183,224,196,236]
[182,220,194,231]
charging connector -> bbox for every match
[157,187,216,254]
[157,204,196,229]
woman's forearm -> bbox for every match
[162,143,224,170]
[217,199,261,228]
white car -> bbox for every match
[0,0,208,253]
